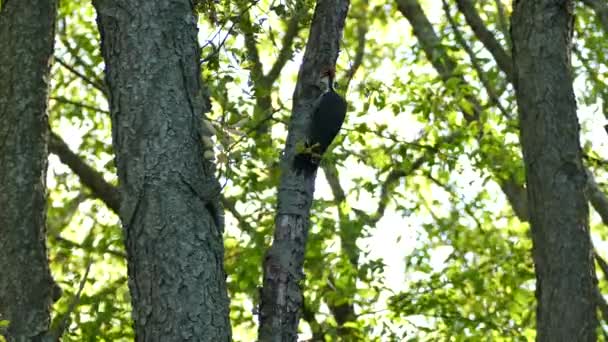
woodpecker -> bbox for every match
[294,68,347,176]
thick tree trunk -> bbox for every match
[93,1,231,340]
[0,1,58,340]
[512,1,597,340]
[258,0,349,340]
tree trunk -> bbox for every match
[512,1,597,340]
[0,1,58,340]
[258,0,350,340]
[93,1,231,340]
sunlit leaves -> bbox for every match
[46,0,608,340]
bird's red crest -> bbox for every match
[320,67,335,79]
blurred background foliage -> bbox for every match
[43,0,608,340]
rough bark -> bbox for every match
[512,1,597,340]
[93,1,231,340]
[258,0,350,340]
[0,0,59,340]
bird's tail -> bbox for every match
[293,153,319,177]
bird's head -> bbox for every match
[319,67,336,92]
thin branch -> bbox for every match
[585,169,608,225]
[52,260,92,341]
[50,131,250,240]
[52,234,126,259]
[396,0,455,78]
[442,0,511,119]
[199,21,237,64]
[50,96,109,114]
[595,253,608,323]
[57,34,106,89]
[221,195,254,233]
[395,0,481,122]
[596,252,608,281]
[454,0,513,81]
[48,132,120,213]
[241,11,265,85]
[321,163,347,203]
[54,57,108,96]
[373,169,407,223]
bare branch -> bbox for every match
[50,96,109,113]
[55,56,108,96]
[221,195,254,233]
[199,21,237,64]
[48,132,120,213]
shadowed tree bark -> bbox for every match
[258,0,350,340]
[512,0,597,340]
[0,0,59,340]
[93,0,231,340]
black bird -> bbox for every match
[294,67,347,176]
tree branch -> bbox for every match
[258,0,350,339]
[585,169,608,225]
[50,131,253,238]
[54,56,108,96]
[321,163,347,203]
[221,195,254,233]
[48,132,120,213]
[50,96,109,114]
[396,0,529,221]
[396,0,454,78]
[443,0,511,118]
[51,260,92,341]
[396,0,480,122]
[595,253,608,323]
[454,0,513,81]
[241,11,265,86]
[51,234,126,258]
